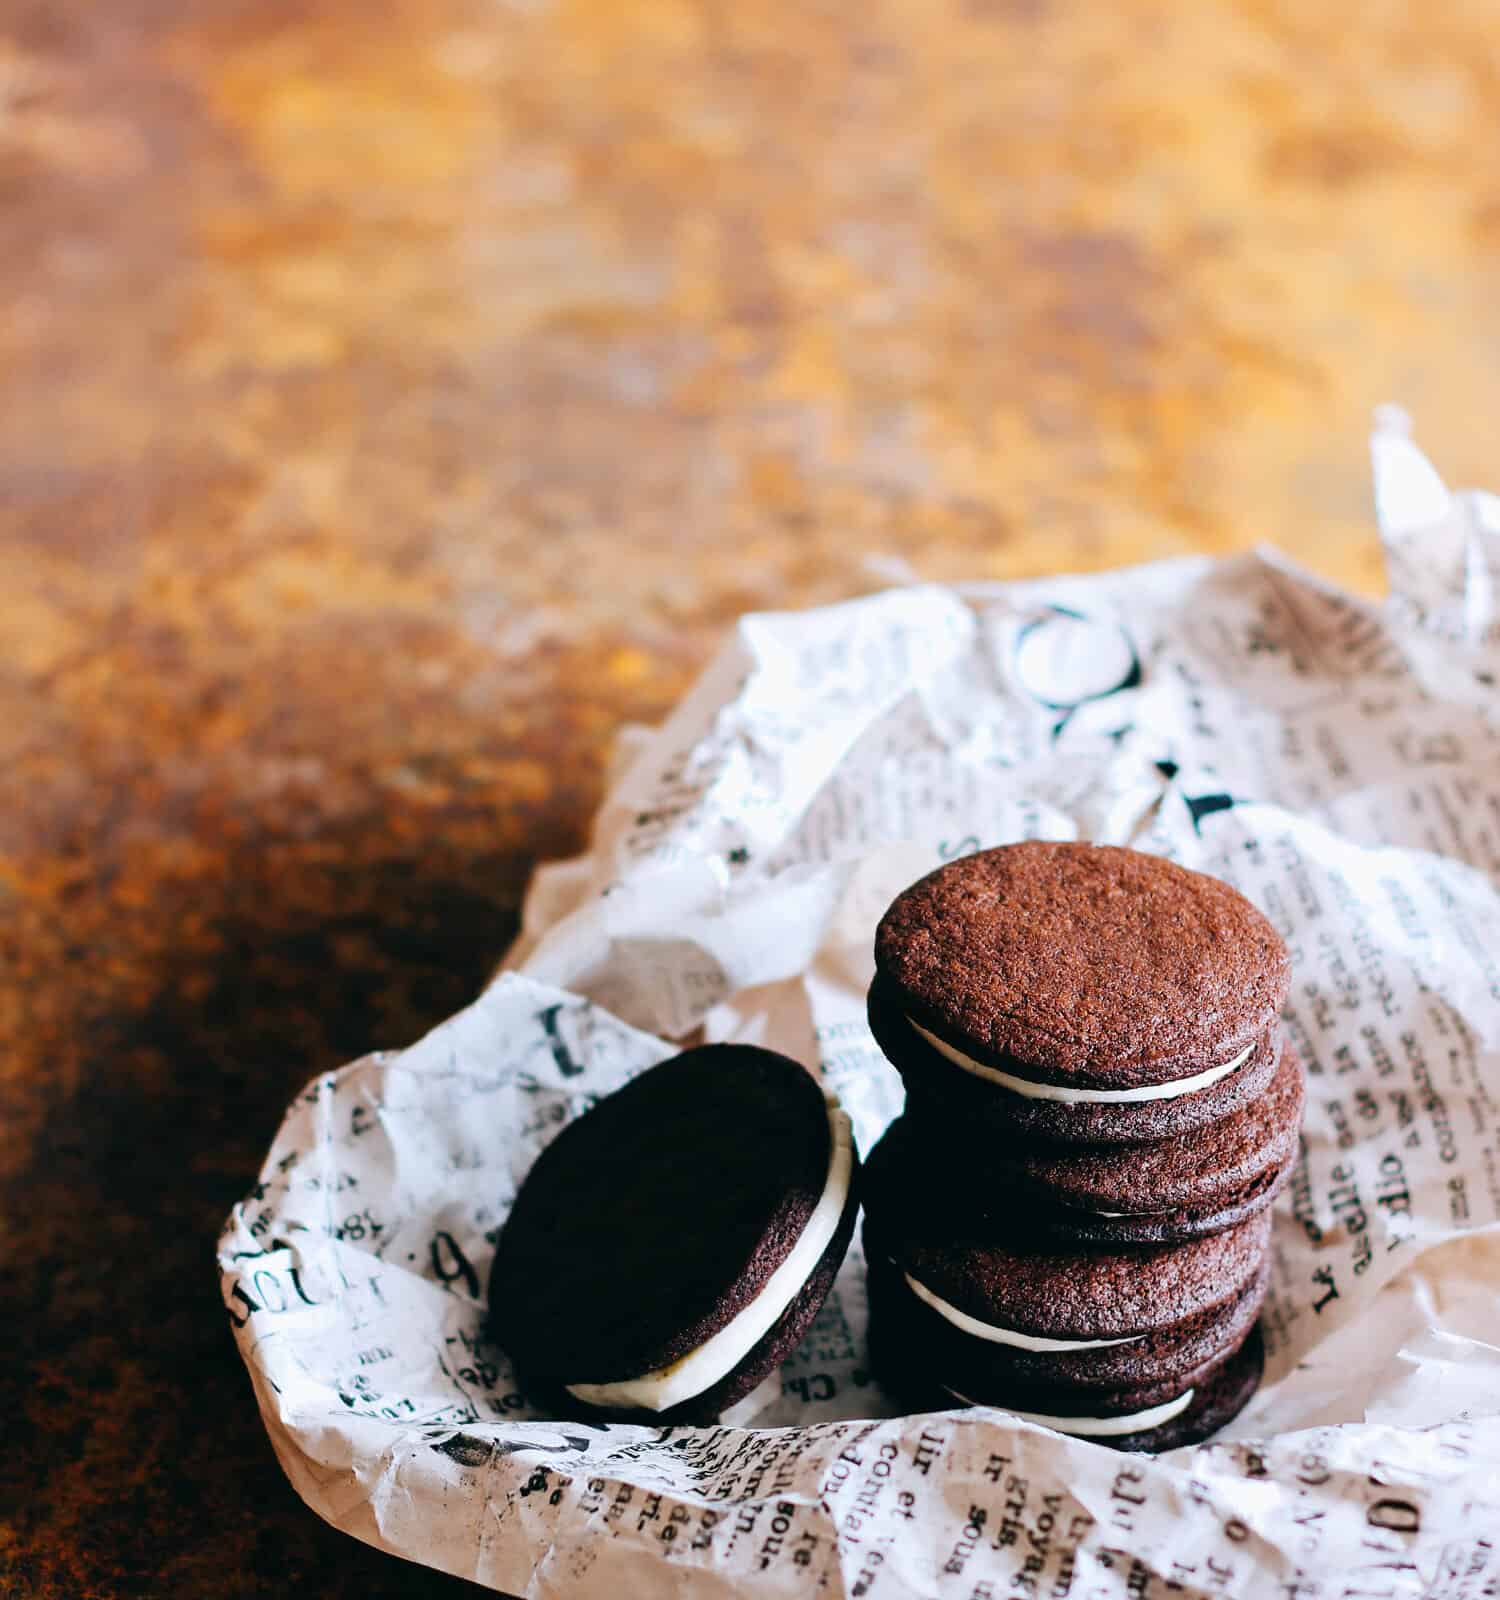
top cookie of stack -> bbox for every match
[868,840,1298,1240]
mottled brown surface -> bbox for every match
[2,0,1497,1591]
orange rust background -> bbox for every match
[3,0,1499,1592]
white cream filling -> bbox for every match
[903,1271,1143,1351]
[908,1018,1254,1104]
[945,1384,1196,1438]
[566,1100,854,1413]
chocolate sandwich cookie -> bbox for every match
[489,1044,859,1426]
[869,1289,1265,1453]
[862,1237,1268,1396]
[862,1208,1270,1450]
[890,1038,1305,1245]
[861,1188,1271,1385]
[872,841,1291,1143]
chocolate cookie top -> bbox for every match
[875,841,1290,1090]
[489,1044,849,1386]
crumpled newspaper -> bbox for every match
[221,412,1500,1597]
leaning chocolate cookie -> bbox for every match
[872,841,1291,1143]
[488,1045,858,1426]
[890,1037,1305,1245]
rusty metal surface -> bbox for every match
[3,0,1498,1591]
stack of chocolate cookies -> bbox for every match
[863,841,1301,1451]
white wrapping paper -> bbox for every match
[221,413,1500,1597]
